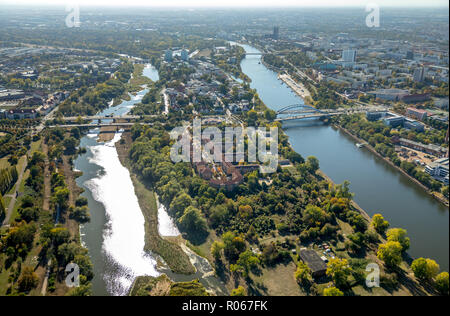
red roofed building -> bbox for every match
[406,107,428,121]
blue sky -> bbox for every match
[1,0,449,7]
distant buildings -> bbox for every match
[0,89,25,102]
[181,49,189,62]
[413,67,426,82]
[4,109,37,119]
[406,51,414,60]
[342,49,357,63]
[406,107,428,121]
[367,89,409,101]
[164,50,173,62]
[366,89,430,104]
[367,111,425,132]
[273,26,280,40]
[393,137,448,158]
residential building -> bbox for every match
[413,67,426,82]
[367,89,408,101]
[164,50,173,62]
[6,109,38,119]
[366,111,387,121]
[273,26,280,40]
[404,118,425,132]
[406,107,428,121]
[425,158,449,184]
[342,49,357,62]
[394,138,448,158]
[181,49,189,62]
[402,93,430,103]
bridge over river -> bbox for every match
[275,104,388,122]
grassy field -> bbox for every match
[249,262,304,296]
[128,64,153,92]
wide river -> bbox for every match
[74,65,164,296]
[236,43,449,271]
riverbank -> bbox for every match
[334,124,449,208]
[278,73,311,100]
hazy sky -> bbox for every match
[1,0,448,7]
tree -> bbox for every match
[63,136,78,155]
[66,284,92,296]
[411,258,440,281]
[386,228,410,252]
[371,214,389,234]
[234,250,260,277]
[294,261,311,285]
[306,156,319,174]
[264,109,277,121]
[53,186,70,209]
[178,206,208,235]
[435,272,449,295]
[211,241,224,261]
[18,267,38,292]
[231,286,246,296]
[442,186,449,198]
[377,241,403,268]
[69,206,90,223]
[222,232,246,261]
[326,258,352,289]
[323,287,344,296]
[169,192,193,218]
[246,109,258,125]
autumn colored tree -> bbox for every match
[294,261,311,285]
[371,214,389,235]
[231,286,246,296]
[377,241,403,268]
[326,258,352,289]
[386,228,410,252]
[323,287,344,296]
[18,267,38,292]
[411,258,440,281]
[435,272,449,295]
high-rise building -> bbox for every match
[342,49,357,62]
[164,50,173,62]
[273,26,279,40]
[413,67,426,82]
[181,49,189,61]
[406,51,414,60]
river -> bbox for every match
[74,65,227,296]
[235,42,449,271]
[74,65,162,296]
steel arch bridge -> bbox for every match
[276,104,325,116]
